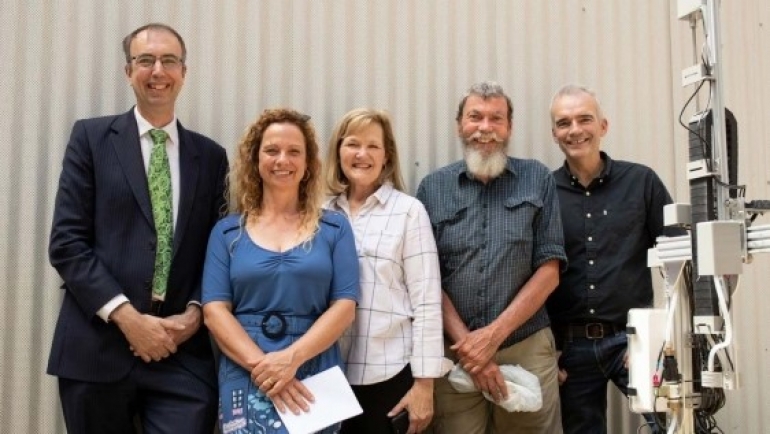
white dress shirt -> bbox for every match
[325,183,446,385]
[96,108,181,321]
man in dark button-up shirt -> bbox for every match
[546,84,677,434]
[417,81,567,434]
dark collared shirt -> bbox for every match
[417,158,567,349]
[547,152,678,327]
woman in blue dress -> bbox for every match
[202,108,360,434]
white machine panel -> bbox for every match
[695,221,743,276]
[678,0,704,19]
[628,308,668,413]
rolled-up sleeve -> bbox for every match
[533,171,568,272]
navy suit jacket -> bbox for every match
[48,109,228,387]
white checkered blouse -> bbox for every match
[325,183,446,385]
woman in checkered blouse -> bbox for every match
[324,108,449,434]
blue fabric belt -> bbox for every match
[236,312,318,340]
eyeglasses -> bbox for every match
[131,54,184,70]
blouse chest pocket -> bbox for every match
[360,230,402,262]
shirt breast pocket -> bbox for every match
[503,196,543,242]
[432,206,470,278]
[433,206,471,254]
[360,230,402,263]
[606,204,645,243]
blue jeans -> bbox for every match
[558,330,660,434]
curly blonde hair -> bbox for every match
[324,108,405,195]
[230,108,323,236]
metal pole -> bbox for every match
[705,0,729,219]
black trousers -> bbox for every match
[58,359,217,434]
[341,364,414,434]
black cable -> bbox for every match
[678,79,712,172]
[678,63,743,201]
[702,79,745,198]
[714,178,745,192]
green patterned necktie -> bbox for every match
[148,128,173,302]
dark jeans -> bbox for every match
[558,330,660,434]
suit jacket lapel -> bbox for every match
[174,121,200,258]
[111,110,154,227]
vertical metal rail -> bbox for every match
[705,0,729,217]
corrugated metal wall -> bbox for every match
[1,1,767,432]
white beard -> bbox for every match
[464,146,508,180]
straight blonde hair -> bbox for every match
[324,108,405,195]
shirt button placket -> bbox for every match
[481,195,489,275]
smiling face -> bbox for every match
[457,95,511,180]
[258,122,307,191]
[551,92,608,163]
[339,122,387,194]
[457,95,512,156]
[125,28,186,122]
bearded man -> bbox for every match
[416,81,567,434]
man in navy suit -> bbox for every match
[48,23,228,434]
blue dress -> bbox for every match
[202,211,360,434]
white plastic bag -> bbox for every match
[447,363,542,412]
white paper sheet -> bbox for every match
[278,365,362,434]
